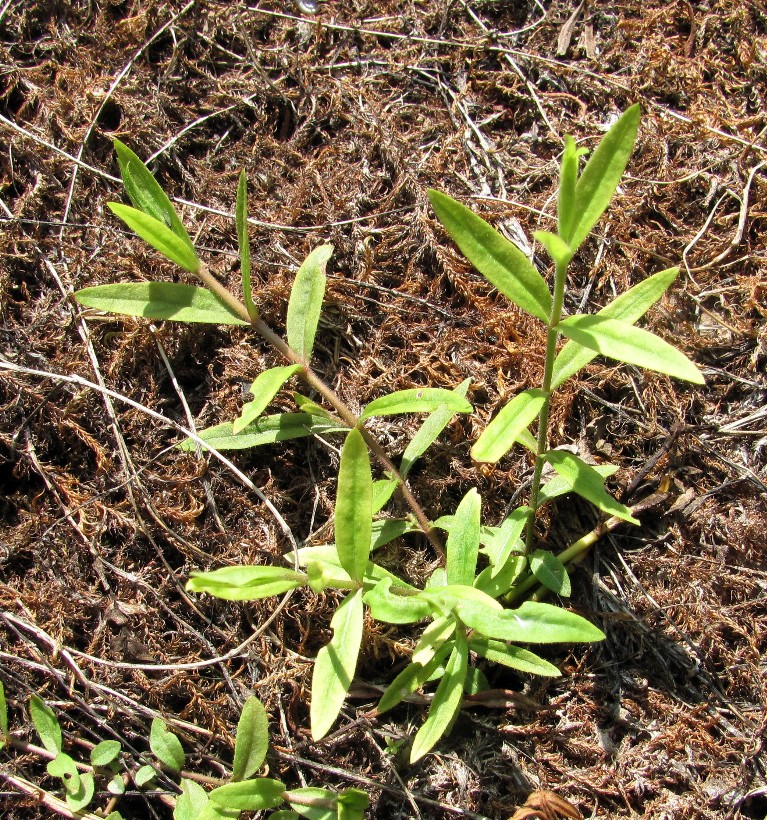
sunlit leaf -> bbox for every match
[537,462,618,506]
[410,627,468,763]
[134,764,157,787]
[65,771,94,812]
[473,554,526,599]
[558,135,588,242]
[287,245,333,361]
[29,695,62,754]
[236,170,257,320]
[470,636,561,676]
[232,696,269,781]
[186,566,306,601]
[445,488,481,586]
[209,779,286,811]
[428,190,552,321]
[360,388,472,421]
[336,428,372,582]
[543,450,638,524]
[418,584,503,618]
[364,577,431,624]
[174,779,209,820]
[371,477,398,513]
[90,739,121,767]
[149,718,184,772]
[337,788,370,820]
[529,549,571,597]
[534,230,573,268]
[566,104,640,252]
[233,364,304,433]
[311,589,364,740]
[75,282,247,325]
[47,753,80,794]
[288,787,337,820]
[377,643,455,715]
[481,506,531,577]
[551,267,679,389]
[471,389,547,463]
[412,616,456,665]
[108,203,200,272]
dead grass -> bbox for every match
[1,0,766,817]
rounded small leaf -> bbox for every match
[47,753,80,793]
[209,778,286,811]
[174,778,209,820]
[231,696,269,781]
[134,764,157,787]
[149,718,185,772]
[65,771,95,812]
[91,739,122,767]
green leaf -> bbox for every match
[515,425,539,454]
[134,764,157,787]
[286,245,333,361]
[529,549,571,597]
[551,267,680,389]
[370,518,418,551]
[428,189,552,321]
[90,739,121,767]
[400,378,471,477]
[456,599,605,643]
[236,170,257,320]
[310,589,364,740]
[209,779,286,811]
[200,804,240,820]
[293,393,333,418]
[47,752,80,793]
[471,389,547,463]
[445,488,481,586]
[558,315,704,384]
[232,696,269,781]
[537,463,618,506]
[336,428,373,582]
[108,203,200,272]
[270,812,301,820]
[464,666,490,695]
[307,559,353,593]
[534,230,574,268]
[469,637,561,676]
[371,477,398,513]
[179,413,348,452]
[113,140,193,250]
[412,616,456,665]
[288,787,337,820]
[418,584,503,618]
[65,771,95,812]
[107,775,126,795]
[149,718,185,772]
[174,778,209,820]
[558,135,587,242]
[410,627,469,763]
[0,680,7,750]
[566,104,641,252]
[186,566,306,601]
[233,365,304,433]
[360,387,472,421]
[364,577,431,624]
[377,643,455,714]
[75,282,247,325]
[473,554,526,600]
[543,450,639,524]
[337,788,369,820]
[29,695,62,754]
[481,506,530,576]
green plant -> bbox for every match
[73,106,702,764]
[0,683,368,820]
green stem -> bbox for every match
[524,256,569,554]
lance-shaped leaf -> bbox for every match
[565,104,641,252]
[150,718,185,772]
[538,462,618,506]
[471,389,547,463]
[108,203,200,273]
[175,779,209,820]
[178,413,348,452]
[400,378,471,477]
[113,140,193,248]
[428,190,552,322]
[233,365,304,433]
[544,450,638,524]
[371,477,398,513]
[311,589,364,740]
[457,599,605,644]
[75,282,247,325]
[474,554,526,600]
[558,135,588,242]
[470,637,561,677]
[29,695,62,754]
[551,267,680,389]
[445,488,481,586]
[535,230,574,268]
[364,577,431,624]
[418,584,503,618]
[209,779,286,811]
[377,642,455,714]
[360,387,472,421]
[530,549,571,597]
[287,245,332,361]
[412,616,456,665]
[558,314,704,383]
[236,170,257,320]
[231,696,269,781]
[187,566,306,601]
[480,506,531,576]
[336,428,372,582]
[410,627,469,763]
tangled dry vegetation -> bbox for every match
[1,0,766,817]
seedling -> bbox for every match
[73,105,703,763]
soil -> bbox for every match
[1,1,766,818]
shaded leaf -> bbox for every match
[428,190,552,321]
[286,245,333,361]
[482,506,531,577]
[29,695,62,754]
[530,549,572,597]
[108,203,200,272]
[471,389,547,463]
[209,779,286,811]
[474,555,527,600]
[445,488,481,586]
[65,771,94,812]
[288,787,337,820]
[75,282,247,325]
[336,428,373,581]
[364,577,431,624]
[233,365,304,433]
[187,566,306,601]
[149,718,184,772]
[377,643,455,715]
[236,170,257,320]
[311,589,364,740]
[470,637,561,676]
[360,388,472,421]
[464,666,490,695]
[232,696,269,781]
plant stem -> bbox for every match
[194,264,445,557]
[525,256,569,554]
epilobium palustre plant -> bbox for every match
[73,104,703,765]
[0,682,368,819]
